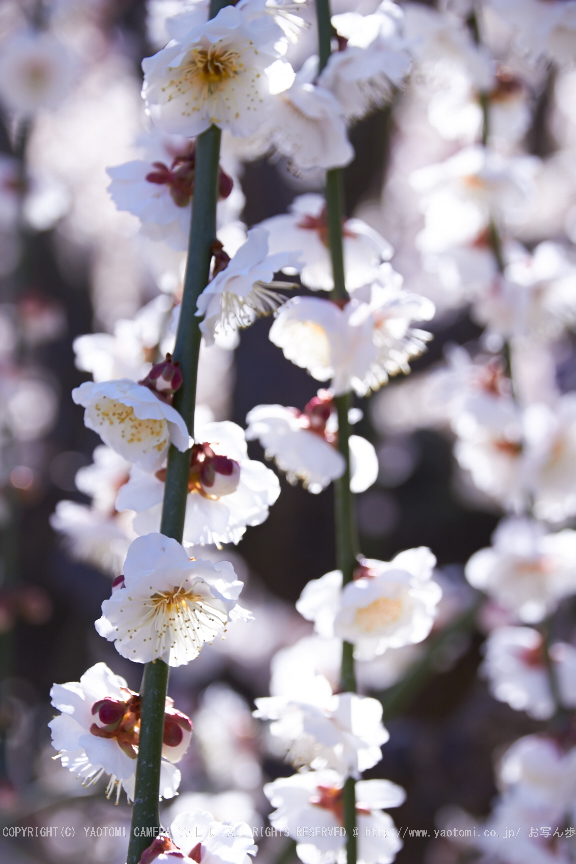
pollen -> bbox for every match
[93,397,166,446]
[354,596,404,632]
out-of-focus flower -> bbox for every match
[263,59,354,170]
[269,276,434,396]
[265,768,405,864]
[50,501,136,576]
[193,683,262,791]
[116,421,280,546]
[50,445,136,575]
[196,227,300,345]
[254,675,388,777]
[412,146,537,254]
[245,390,378,494]
[466,517,576,623]
[49,662,184,802]
[524,396,576,523]
[476,733,576,864]
[0,30,78,116]
[73,295,175,382]
[296,548,441,660]
[481,626,576,720]
[72,378,191,470]
[260,194,392,292]
[472,243,576,343]
[488,0,576,66]
[142,5,288,138]
[270,633,422,697]
[320,3,410,121]
[95,533,251,666]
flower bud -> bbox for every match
[189,843,202,864]
[139,835,185,864]
[112,574,125,593]
[200,453,241,497]
[218,167,234,200]
[139,355,183,401]
[162,706,193,763]
[91,697,127,731]
[304,390,333,432]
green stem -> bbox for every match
[315,0,333,73]
[127,5,232,862]
[542,620,570,733]
[314,0,358,859]
[335,393,358,693]
[127,128,222,864]
[326,170,347,300]
[343,777,357,864]
[159,125,222,542]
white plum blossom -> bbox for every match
[254,674,389,777]
[170,809,257,864]
[237,0,308,43]
[48,662,185,802]
[412,146,537,254]
[95,533,251,666]
[196,227,300,345]
[475,734,576,864]
[472,242,576,344]
[50,500,136,576]
[50,446,136,575]
[296,549,441,660]
[260,195,392,292]
[269,276,434,396]
[488,0,576,66]
[270,633,422,698]
[465,517,576,623]
[107,131,242,252]
[142,809,257,864]
[452,388,525,511]
[73,295,175,383]
[0,30,77,116]
[319,4,411,121]
[116,420,280,546]
[245,390,378,494]
[481,626,576,720]
[72,378,191,471]
[523,396,576,523]
[265,769,406,864]
[263,59,354,170]
[142,5,289,138]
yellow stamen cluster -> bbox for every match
[354,596,404,633]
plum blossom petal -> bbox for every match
[72,379,191,471]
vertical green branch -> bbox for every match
[314,1,358,862]
[126,4,233,863]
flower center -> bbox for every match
[310,785,344,823]
[354,596,404,632]
[299,390,336,443]
[150,586,203,617]
[185,44,242,89]
[309,784,371,822]
[287,320,332,368]
[297,207,356,248]
[90,692,141,758]
[93,398,166,450]
[24,59,50,94]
